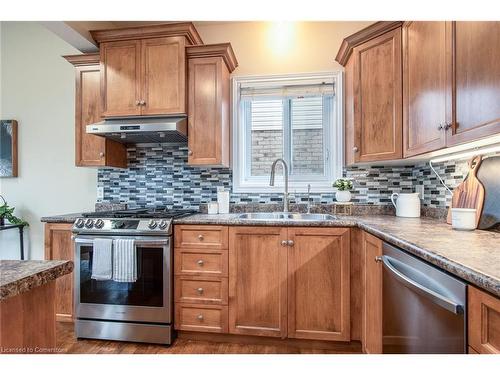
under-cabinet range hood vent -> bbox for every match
[86,117,188,144]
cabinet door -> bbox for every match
[447,21,500,146]
[352,28,402,163]
[403,21,449,157]
[75,65,105,166]
[141,37,186,116]
[228,227,287,338]
[100,40,141,117]
[44,223,74,322]
[469,286,500,354]
[188,57,230,167]
[287,228,351,341]
[362,231,383,353]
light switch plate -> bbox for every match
[97,186,104,200]
[415,184,424,199]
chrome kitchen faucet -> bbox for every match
[269,158,290,213]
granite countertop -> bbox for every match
[0,260,74,300]
[41,212,85,223]
[174,213,500,297]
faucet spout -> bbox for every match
[269,158,289,213]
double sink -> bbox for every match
[237,212,336,221]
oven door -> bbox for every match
[74,235,172,324]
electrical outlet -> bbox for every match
[415,184,424,199]
[97,186,104,200]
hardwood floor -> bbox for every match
[56,323,362,354]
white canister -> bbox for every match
[217,189,230,214]
[390,192,421,218]
[451,208,477,231]
[207,202,219,215]
[336,190,352,202]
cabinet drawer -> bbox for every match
[469,286,500,354]
[175,276,228,305]
[175,225,228,249]
[174,248,228,276]
[175,303,228,333]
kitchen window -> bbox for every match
[232,73,343,193]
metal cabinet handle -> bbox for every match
[196,287,204,295]
[287,240,294,247]
[135,100,141,106]
[375,256,382,263]
[353,146,359,152]
[99,152,104,158]
[198,234,204,241]
[438,123,444,130]
[139,100,146,106]
[197,314,204,321]
[444,122,452,130]
[281,240,288,247]
[381,255,463,315]
[188,150,193,156]
[197,259,204,266]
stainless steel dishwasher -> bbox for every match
[382,242,467,354]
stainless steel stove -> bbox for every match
[72,208,196,345]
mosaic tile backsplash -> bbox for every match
[97,145,471,210]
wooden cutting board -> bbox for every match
[477,155,500,230]
[446,155,485,226]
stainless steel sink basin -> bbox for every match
[237,212,336,221]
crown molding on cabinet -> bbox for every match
[186,43,239,73]
[89,22,204,46]
[335,21,403,66]
[63,52,100,66]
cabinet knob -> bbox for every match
[444,122,452,130]
[438,123,444,130]
[375,256,382,263]
[353,146,359,152]
[287,240,294,247]
[196,287,204,295]
[198,234,204,241]
[197,259,204,266]
[188,150,193,156]
[140,100,146,106]
[281,240,288,247]
[197,314,204,321]
[135,100,140,106]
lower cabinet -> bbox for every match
[44,223,74,322]
[468,286,500,354]
[362,231,383,354]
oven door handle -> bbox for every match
[74,237,169,246]
[381,255,464,315]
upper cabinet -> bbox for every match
[448,21,500,146]
[64,53,127,168]
[337,21,500,163]
[90,23,203,118]
[402,21,449,157]
[186,44,238,168]
[337,22,403,165]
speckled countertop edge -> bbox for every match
[0,260,74,300]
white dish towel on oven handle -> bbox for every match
[91,238,113,280]
[112,239,137,283]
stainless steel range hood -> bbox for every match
[86,117,188,144]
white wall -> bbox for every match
[0,22,97,260]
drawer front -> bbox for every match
[175,276,228,305]
[175,249,228,276]
[175,303,228,333]
[175,225,228,249]
[469,286,500,354]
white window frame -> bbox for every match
[232,72,344,193]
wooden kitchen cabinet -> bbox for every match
[44,223,74,322]
[362,231,383,354]
[90,23,203,118]
[337,22,403,165]
[403,21,449,157]
[186,44,238,167]
[228,226,288,338]
[64,53,127,168]
[468,286,500,354]
[287,228,351,341]
[447,21,500,146]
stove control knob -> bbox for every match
[75,218,85,228]
[95,219,104,229]
[159,220,168,229]
[148,220,158,229]
[84,219,94,228]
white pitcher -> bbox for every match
[390,192,421,218]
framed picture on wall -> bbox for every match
[0,120,18,177]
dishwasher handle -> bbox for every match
[381,255,464,315]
